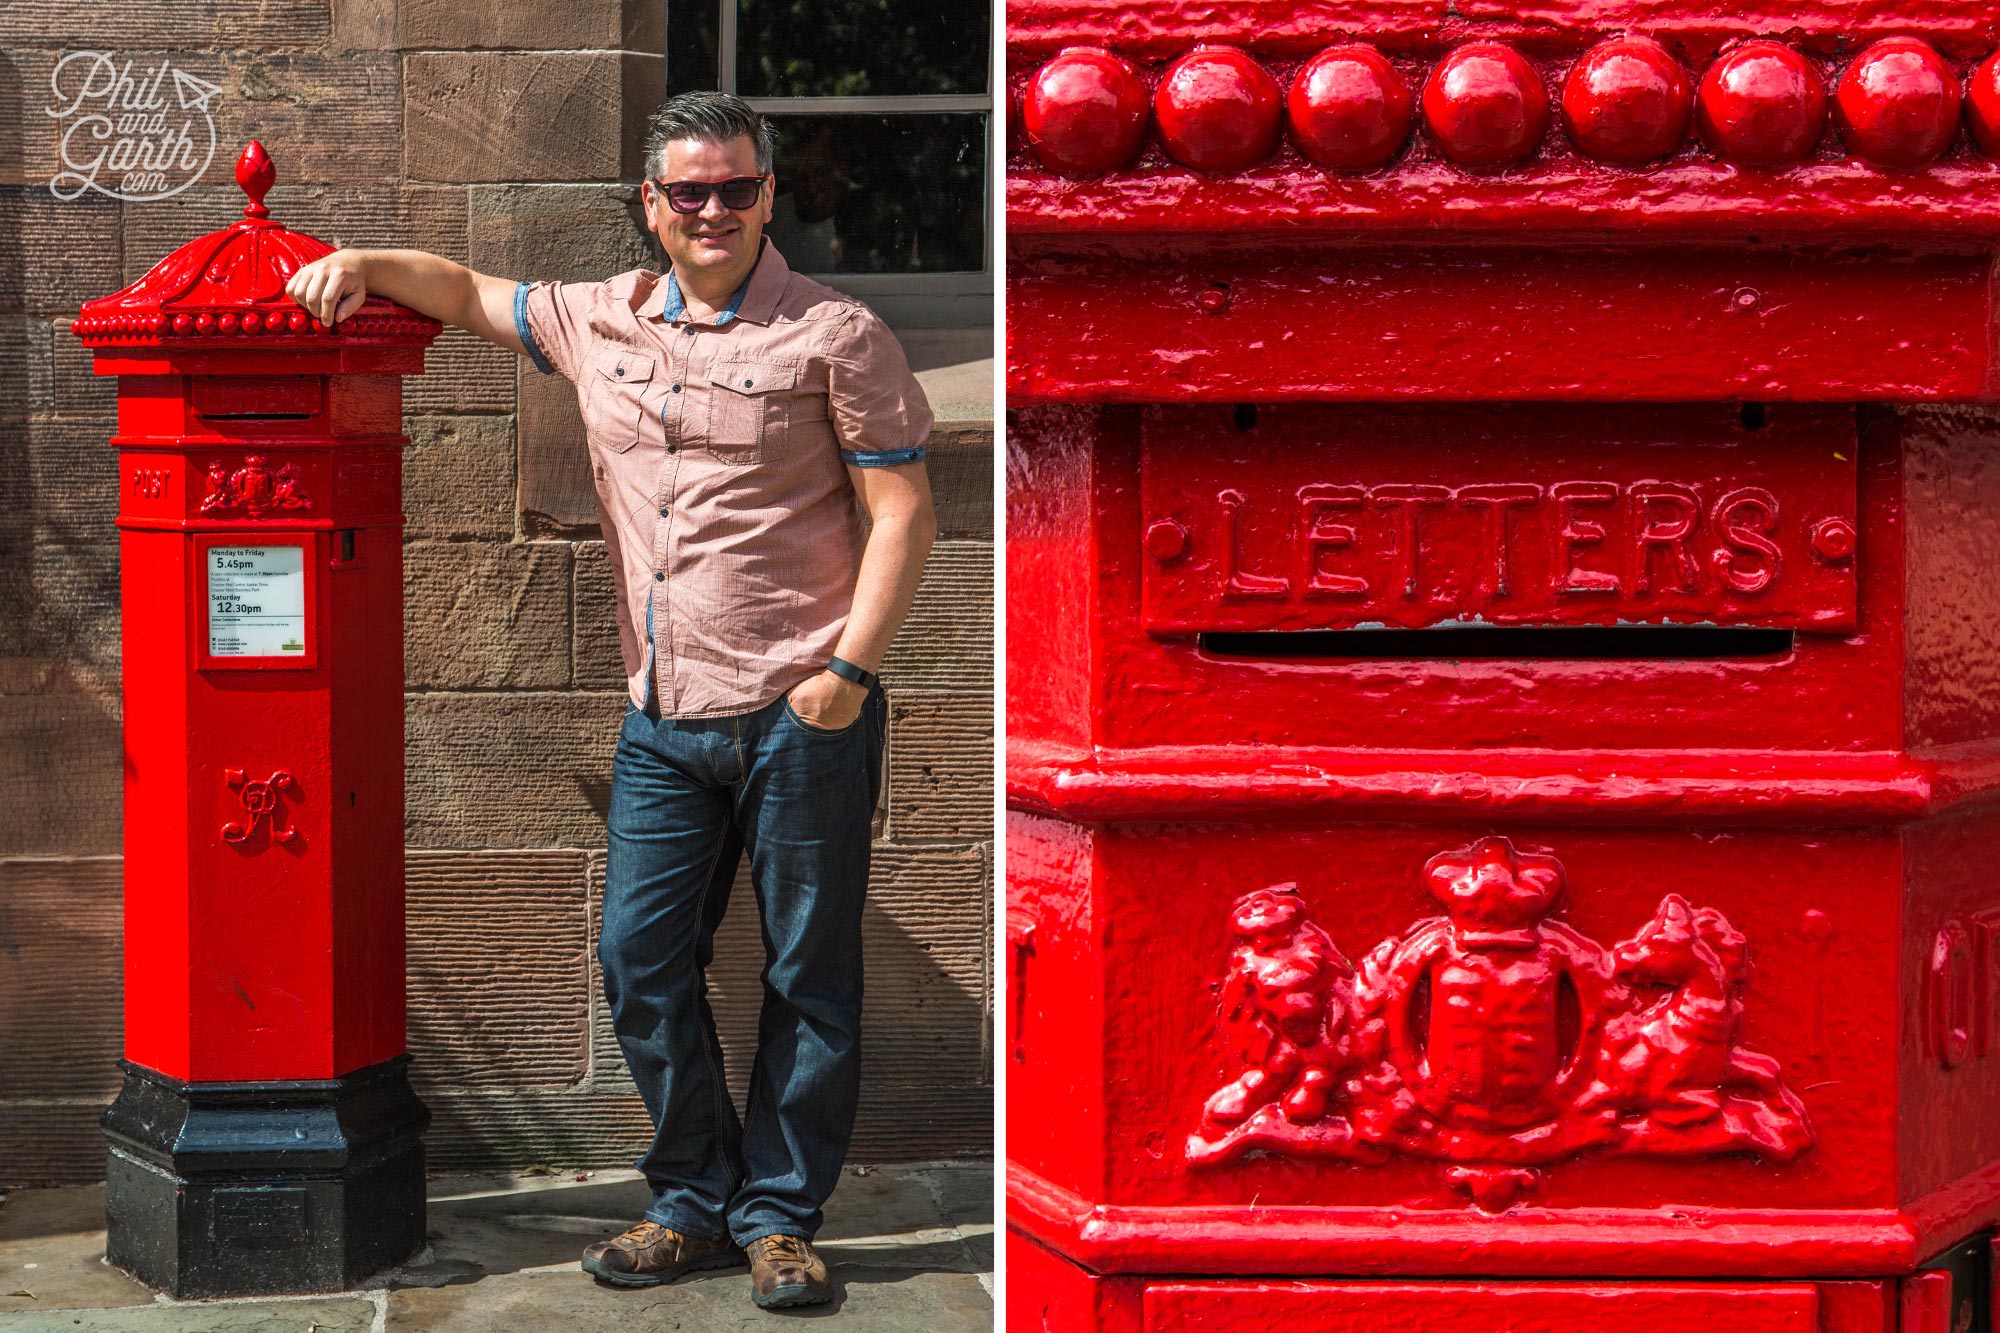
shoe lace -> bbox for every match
[757,1234,812,1263]
[618,1220,669,1244]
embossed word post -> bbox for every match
[1006,3,2000,1330]
[71,141,440,1298]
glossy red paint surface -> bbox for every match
[1288,44,1414,169]
[1008,4,2000,1329]
[1833,38,1962,169]
[1013,1249,1903,1333]
[1696,41,1827,167]
[1024,47,1150,176]
[75,144,435,1082]
[1009,254,1995,400]
[1421,42,1549,168]
[1561,37,1694,164]
[1154,46,1282,172]
[1147,1280,1824,1331]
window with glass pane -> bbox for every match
[735,0,988,96]
[665,0,992,308]
[764,114,984,274]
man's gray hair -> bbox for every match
[644,91,777,178]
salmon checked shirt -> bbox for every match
[514,240,933,718]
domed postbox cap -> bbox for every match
[71,141,441,352]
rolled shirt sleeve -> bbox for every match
[514,279,598,383]
[825,306,934,467]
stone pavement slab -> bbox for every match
[0,1297,376,1331]
[0,1164,992,1331]
[397,1163,990,1286]
[0,1185,152,1312]
[385,1269,989,1331]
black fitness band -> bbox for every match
[826,656,877,690]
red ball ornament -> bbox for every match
[1969,51,2000,156]
[1562,36,1693,164]
[195,312,215,333]
[1697,41,1827,167]
[172,313,192,334]
[1423,42,1550,169]
[1834,37,1960,168]
[289,310,308,331]
[1024,47,1150,176]
[1288,44,1414,170]
[1155,46,1283,172]
[217,312,239,333]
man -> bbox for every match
[285,91,937,1309]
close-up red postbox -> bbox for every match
[70,142,439,1297]
[1007,4,2000,1330]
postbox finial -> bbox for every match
[236,140,274,220]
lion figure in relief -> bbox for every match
[1201,883,1353,1128]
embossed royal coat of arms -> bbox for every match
[1187,836,1812,1210]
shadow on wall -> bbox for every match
[405,856,991,1173]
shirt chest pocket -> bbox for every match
[704,361,802,465]
[587,348,657,452]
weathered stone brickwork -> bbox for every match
[0,0,993,1184]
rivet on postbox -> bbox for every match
[1288,43,1414,170]
[1811,515,1858,562]
[1423,42,1549,169]
[1145,518,1190,561]
[1025,47,1150,176]
[1697,40,1827,167]
[1561,36,1694,165]
[1969,51,2000,156]
[1155,46,1283,172]
[1834,38,1961,169]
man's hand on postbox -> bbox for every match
[285,250,370,329]
[786,670,868,733]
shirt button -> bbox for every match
[683,326,696,336]
[672,384,682,393]
[742,378,753,387]
[654,571,665,581]
[659,506,669,516]
[667,444,679,454]
[614,366,625,377]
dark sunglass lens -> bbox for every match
[665,183,710,213]
[716,179,763,209]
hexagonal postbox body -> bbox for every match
[72,143,440,1297]
[1007,8,2000,1331]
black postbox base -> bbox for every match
[101,1055,430,1297]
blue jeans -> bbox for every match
[600,680,887,1246]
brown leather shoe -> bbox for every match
[747,1233,832,1308]
[581,1220,744,1288]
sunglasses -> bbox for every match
[652,175,768,214]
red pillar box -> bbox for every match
[1008,10,2000,1332]
[71,142,439,1297]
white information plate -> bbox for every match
[207,545,307,658]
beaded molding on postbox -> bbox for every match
[1015,36,2000,178]
[72,140,441,348]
